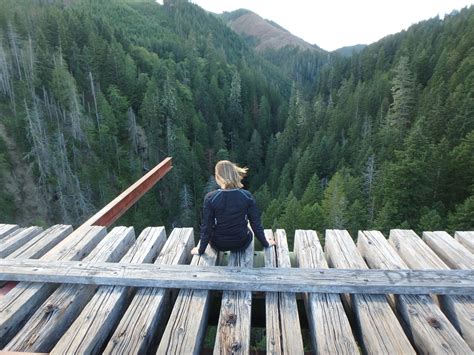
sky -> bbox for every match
[179,0,473,51]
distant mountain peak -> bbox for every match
[220,9,321,52]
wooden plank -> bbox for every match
[0,225,72,290]
[358,230,471,353]
[0,352,47,355]
[83,157,172,227]
[389,229,446,269]
[294,230,358,354]
[3,227,133,353]
[265,230,305,354]
[0,224,19,240]
[455,232,474,253]
[325,229,414,355]
[0,227,43,257]
[7,225,72,260]
[390,229,474,349]
[51,227,166,355]
[264,230,282,355]
[156,242,219,355]
[423,231,474,269]
[214,240,253,355]
[0,225,105,348]
[104,228,194,355]
[0,259,472,296]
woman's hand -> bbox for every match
[191,247,200,255]
[266,237,277,247]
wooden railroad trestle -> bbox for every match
[0,225,473,354]
[1,157,473,353]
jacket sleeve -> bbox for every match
[247,194,270,248]
[198,194,214,255]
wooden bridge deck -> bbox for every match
[0,223,473,354]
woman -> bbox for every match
[191,160,276,255]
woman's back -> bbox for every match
[194,160,274,256]
[208,188,252,240]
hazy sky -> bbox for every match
[182,0,473,51]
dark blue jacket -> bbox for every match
[198,188,269,254]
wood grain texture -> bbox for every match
[264,230,282,355]
[264,230,304,354]
[358,230,471,354]
[390,229,474,349]
[455,232,474,253]
[325,229,415,355]
[0,226,106,348]
[7,225,71,260]
[4,227,134,353]
[423,231,474,269]
[156,242,219,355]
[214,240,253,355]
[104,228,194,355]
[0,225,71,289]
[51,227,166,355]
[0,224,19,240]
[0,226,43,257]
[294,230,358,354]
[389,229,446,269]
[0,258,472,295]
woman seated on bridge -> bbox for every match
[191,160,276,255]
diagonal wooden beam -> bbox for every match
[83,157,172,227]
[0,258,472,295]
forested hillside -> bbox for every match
[257,8,474,241]
[0,0,289,231]
[0,0,472,245]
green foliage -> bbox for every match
[448,196,474,230]
[321,172,348,229]
[418,207,443,231]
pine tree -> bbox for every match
[321,172,348,228]
[301,174,323,205]
[386,56,416,136]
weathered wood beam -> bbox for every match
[0,256,472,295]
[156,243,219,355]
[7,225,71,260]
[104,228,194,355]
[325,229,415,354]
[264,230,282,354]
[0,225,96,348]
[294,230,358,354]
[214,239,253,355]
[4,227,134,353]
[358,230,471,353]
[390,229,474,349]
[267,230,304,354]
[0,224,19,240]
[0,225,72,290]
[51,227,166,355]
[455,231,474,253]
[0,352,47,354]
[423,231,474,269]
[0,227,43,258]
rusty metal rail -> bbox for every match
[83,157,173,227]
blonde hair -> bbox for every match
[215,160,248,189]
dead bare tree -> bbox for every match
[7,22,22,80]
[0,34,16,113]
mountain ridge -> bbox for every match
[220,9,321,52]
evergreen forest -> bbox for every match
[0,0,472,247]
